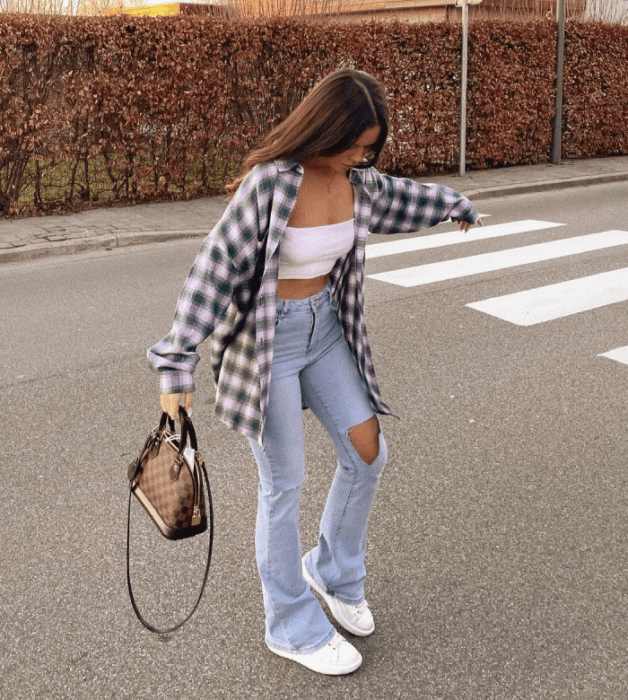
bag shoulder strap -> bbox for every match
[126,457,213,635]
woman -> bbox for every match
[148,68,481,675]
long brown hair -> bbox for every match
[226,69,389,195]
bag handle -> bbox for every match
[179,407,198,451]
[158,407,197,452]
[126,413,213,635]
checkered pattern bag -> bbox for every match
[128,410,207,539]
[126,408,213,634]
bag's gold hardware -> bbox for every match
[192,507,201,526]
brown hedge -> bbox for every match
[466,20,556,167]
[0,14,626,216]
[563,20,628,157]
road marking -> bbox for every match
[599,346,628,365]
[367,230,628,287]
[467,265,628,326]
[366,220,563,259]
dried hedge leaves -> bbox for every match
[0,15,626,215]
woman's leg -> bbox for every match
[247,300,335,655]
[299,308,387,606]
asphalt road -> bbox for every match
[2,181,628,699]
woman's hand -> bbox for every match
[160,392,194,420]
[455,217,483,233]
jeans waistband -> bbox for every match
[276,283,333,313]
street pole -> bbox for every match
[551,0,566,164]
[457,0,481,177]
[459,0,469,177]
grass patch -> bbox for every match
[14,146,243,212]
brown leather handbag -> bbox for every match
[126,408,213,633]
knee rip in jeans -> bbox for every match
[347,416,381,465]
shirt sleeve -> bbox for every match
[147,169,266,395]
[364,168,481,234]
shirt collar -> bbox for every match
[275,158,365,183]
[275,159,303,174]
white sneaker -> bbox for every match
[302,558,375,637]
[268,632,362,675]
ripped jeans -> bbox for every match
[247,285,387,654]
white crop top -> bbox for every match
[278,218,355,280]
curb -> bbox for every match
[0,234,119,264]
[0,229,207,264]
[2,171,628,265]
[461,170,628,201]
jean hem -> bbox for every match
[265,627,336,655]
[305,554,365,606]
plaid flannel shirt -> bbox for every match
[148,159,480,442]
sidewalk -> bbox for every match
[1,155,627,264]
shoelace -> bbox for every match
[328,635,343,651]
[340,598,369,620]
[325,634,347,662]
[354,600,369,615]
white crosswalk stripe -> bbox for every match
[599,346,628,365]
[368,230,628,288]
[467,266,628,326]
[365,219,562,259]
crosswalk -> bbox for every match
[366,218,628,367]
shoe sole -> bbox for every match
[268,644,362,675]
[302,560,374,637]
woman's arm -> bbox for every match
[160,391,194,419]
[147,167,270,396]
[363,168,481,234]
[147,235,240,395]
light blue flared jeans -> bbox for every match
[247,285,387,654]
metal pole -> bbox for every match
[460,0,469,177]
[551,0,566,164]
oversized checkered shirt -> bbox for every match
[148,159,480,442]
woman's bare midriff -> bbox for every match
[278,275,329,300]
